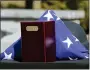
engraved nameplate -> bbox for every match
[26,26,38,31]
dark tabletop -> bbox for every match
[0,59,89,69]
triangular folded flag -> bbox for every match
[0,10,89,61]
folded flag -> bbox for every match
[0,10,89,61]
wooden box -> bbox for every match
[21,21,56,62]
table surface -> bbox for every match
[0,59,89,69]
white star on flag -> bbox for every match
[68,57,78,60]
[56,17,60,20]
[52,13,61,21]
[62,37,73,48]
[3,52,13,60]
[85,56,89,58]
[56,16,64,24]
[43,10,53,21]
[72,35,79,41]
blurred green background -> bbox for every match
[1,0,89,34]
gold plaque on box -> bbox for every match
[26,26,38,31]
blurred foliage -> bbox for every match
[78,1,89,34]
[1,1,25,8]
[41,0,89,34]
[7,4,24,8]
[41,0,68,10]
[7,4,20,8]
